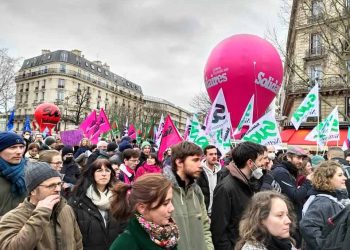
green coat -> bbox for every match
[0,175,26,217]
[163,167,214,250]
[109,217,177,250]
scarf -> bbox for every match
[265,236,293,250]
[0,157,26,195]
[86,185,112,210]
[136,213,179,249]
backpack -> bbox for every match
[320,205,350,250]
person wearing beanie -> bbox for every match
[0,161,83,249]
[137,141,152,168]
[0,132,27,216]
[61,146,80,187]
[43,136,57,150]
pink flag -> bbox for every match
[158,115,183,161]
[183,117,191,140]
[128,124,136,140]
[80,110,97,137]
[90,108,112,139]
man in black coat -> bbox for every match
[210,142,268,250]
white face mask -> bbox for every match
[268,152,276,160]
[251,162,264,179]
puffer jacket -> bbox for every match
[0,197,82,250]
[300,189,346,250]
[69,193,126,250]
[163,167,214,250]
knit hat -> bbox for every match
[107,142,118,152]
[311,155,325,168]
[0,132,25,152]
[118,140,132,152]
[287,146,307,156]
[44,136,56,147]
[141,141,151,149]
[61,146,74,158]
[25,162,61,193]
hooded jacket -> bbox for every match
[135,163,162,180]
[210,164,254,250]
[0,197,82,250]
[163,167,214,250]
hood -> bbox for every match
[225,162,249,185]
[141,163,161,172]
[201,159,221,173]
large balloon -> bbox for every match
[204,34,283,130]
[34,103,61,132]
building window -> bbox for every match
[59,64,66,73]
[311,0,323,17]
[309,64,323,85]
[346,97,350,117]
[60,52,68,62]
[91,64,95,70]
[42,80,46,89]
[97,101,100,109]
[57,90,64,101]
[19,95,23,103]
[41,92,45,101]
[35,93,38,101]
[25,94,28,103]
[58,79,65,88]
[98,90,101,98]
[97,67,101,73]
[310,33,322,55]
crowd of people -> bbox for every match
[0,130,350,250]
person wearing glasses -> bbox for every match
[119,149,140,184]
[69,158,125,250]
[0,161,83,249]
[38,150,74,197]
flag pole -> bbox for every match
[316,80,320,155]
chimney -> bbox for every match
[93,60,102,66]
[103,63,110,70]
[41,49,51,55]
[71,49,82,57]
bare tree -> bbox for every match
[190,91,212,115]
[64,87,91,126]
[269,0,350,121]
[0,49,20,120]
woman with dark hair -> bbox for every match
[135,153,162,180]
[300,161,349,250]
[69,158,125,250]
[110,174,179,250]
[235,191,296,250]
[296,156,312,187]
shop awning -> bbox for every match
[281,129,348,148]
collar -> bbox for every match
[202,160,221,174]
[173,169,194,190]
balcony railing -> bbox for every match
[286,77,348,94]
[305,46,326,59]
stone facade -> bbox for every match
[279,0,350,126]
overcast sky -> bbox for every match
[0,0,287,112]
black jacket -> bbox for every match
[61,160,80,184]
[271,161,312,221]
[210,166,254,250]
[69,194,126,250]
[196,165,225,212]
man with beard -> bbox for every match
[210,141,268,250]
[271,145,312,248]
[0,162,82,249]
[0,132,27,216]
[163,141,214,250]
[196,145,224,216]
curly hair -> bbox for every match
[235,191,296,250]
[312,161,342,192]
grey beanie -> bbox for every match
[44,136,56,146]
[25,162,61,193]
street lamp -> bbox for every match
[64,96,69,130]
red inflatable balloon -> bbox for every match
[34,103,61,132]
[204,34,283,130]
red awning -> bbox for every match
[281,129,348,146]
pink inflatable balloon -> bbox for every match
[204,34,283,130]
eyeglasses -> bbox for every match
[39,182,63,190]
[128,159,140,163]
[50,161,63,165]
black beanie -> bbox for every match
[61,146,74,158]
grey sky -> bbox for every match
[0,0,287,111]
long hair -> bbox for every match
[72,158,116,197]
[235,191,296,250]
[110,173,172,221]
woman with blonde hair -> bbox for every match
[110,173,179,250]
[300,161,349,250]
[235,191,296,250]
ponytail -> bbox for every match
[111,182,133,221]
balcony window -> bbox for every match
[310,33,322,55]
[309,64,323,85]
[58,79,65,88]
[57,90,64,101]
[311,0,323,17]
[59,64,66,73]
[97,101,100,109]
[41,92,45,101]
[42,80,46,89]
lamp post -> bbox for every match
[64,96,69,130]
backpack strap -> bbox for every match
[303,194,345,217]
